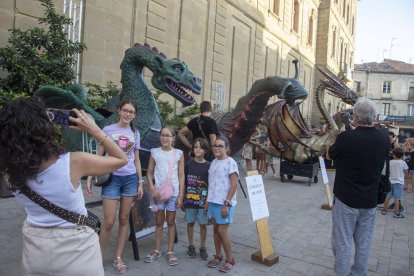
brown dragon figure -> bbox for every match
[256,66,358,163]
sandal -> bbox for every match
[112,257,127,274]
[207,254,223,268]
[144,250,161,263]
[381,210,387,215]
[219,259,236,273]
[166,252,178,266]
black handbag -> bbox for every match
[93,173,112,187]
[378,154,391,204]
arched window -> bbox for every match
[273,0,280,15]
[350,52,353,68]
[344,44,348,67]
[308,10,314,45]
[351,17,355,35]
[293,0,300,33]
[342,0,346,17]
[332,27,336,57]
[346,5,350,24]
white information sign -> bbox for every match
[318,156,329,185]
[245,175,269,221]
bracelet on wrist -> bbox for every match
[138,179,144,184]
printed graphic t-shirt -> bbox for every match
[184,159,210,209]
[103,124,140,176]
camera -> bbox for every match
[46,108,78,126]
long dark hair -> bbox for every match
[118,100,138,132]
[0,97,64,191]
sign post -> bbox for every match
[246,170,279,266]
[319,156,333,210]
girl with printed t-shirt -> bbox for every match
[86,100,144,274]
[206,136,239,273]
[145,126,185,266]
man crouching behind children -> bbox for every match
[382,147,408,218]
[206,136,239,273]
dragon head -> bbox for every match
[151,56,201,107]
[277,60,308,105]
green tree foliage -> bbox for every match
[84,81,120,109]
[0,0,86,95]
[154,90,199,129]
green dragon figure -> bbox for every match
[34,43,202,171]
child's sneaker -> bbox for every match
[393,213,405,218]
[187,245,196,258]
[199,247,208,260]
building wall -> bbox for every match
[353,70,414,117]
[312,0,356,124]
[1,0,323,122]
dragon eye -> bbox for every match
[173,65,183,72]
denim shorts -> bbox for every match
[207,202,234,224]
[409,170,414,175]
[184,208,208,224]
[101,173,138,200]
[386,183,403,201]
[154,196,178,212]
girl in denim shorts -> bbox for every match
[145,126,184,266]
[86,100,144,273]
[207,136,239,273]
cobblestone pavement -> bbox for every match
[0,163,413,276]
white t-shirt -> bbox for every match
[208,157,239,206]
[389,159,408,185]
[151,147,183,197]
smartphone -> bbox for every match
[46,108,77,126]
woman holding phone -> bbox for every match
[0,97,128,275]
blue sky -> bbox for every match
[355,0,414,64]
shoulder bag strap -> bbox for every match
[166,149,176,180]
[197,116,209,141]
[19,186,100,232]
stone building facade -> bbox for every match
[353,59,414,133]
[312,0,357,124]
[1,0,358,124]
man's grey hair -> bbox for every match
[353,98,376,126]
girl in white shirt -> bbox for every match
[145,126,184,266]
